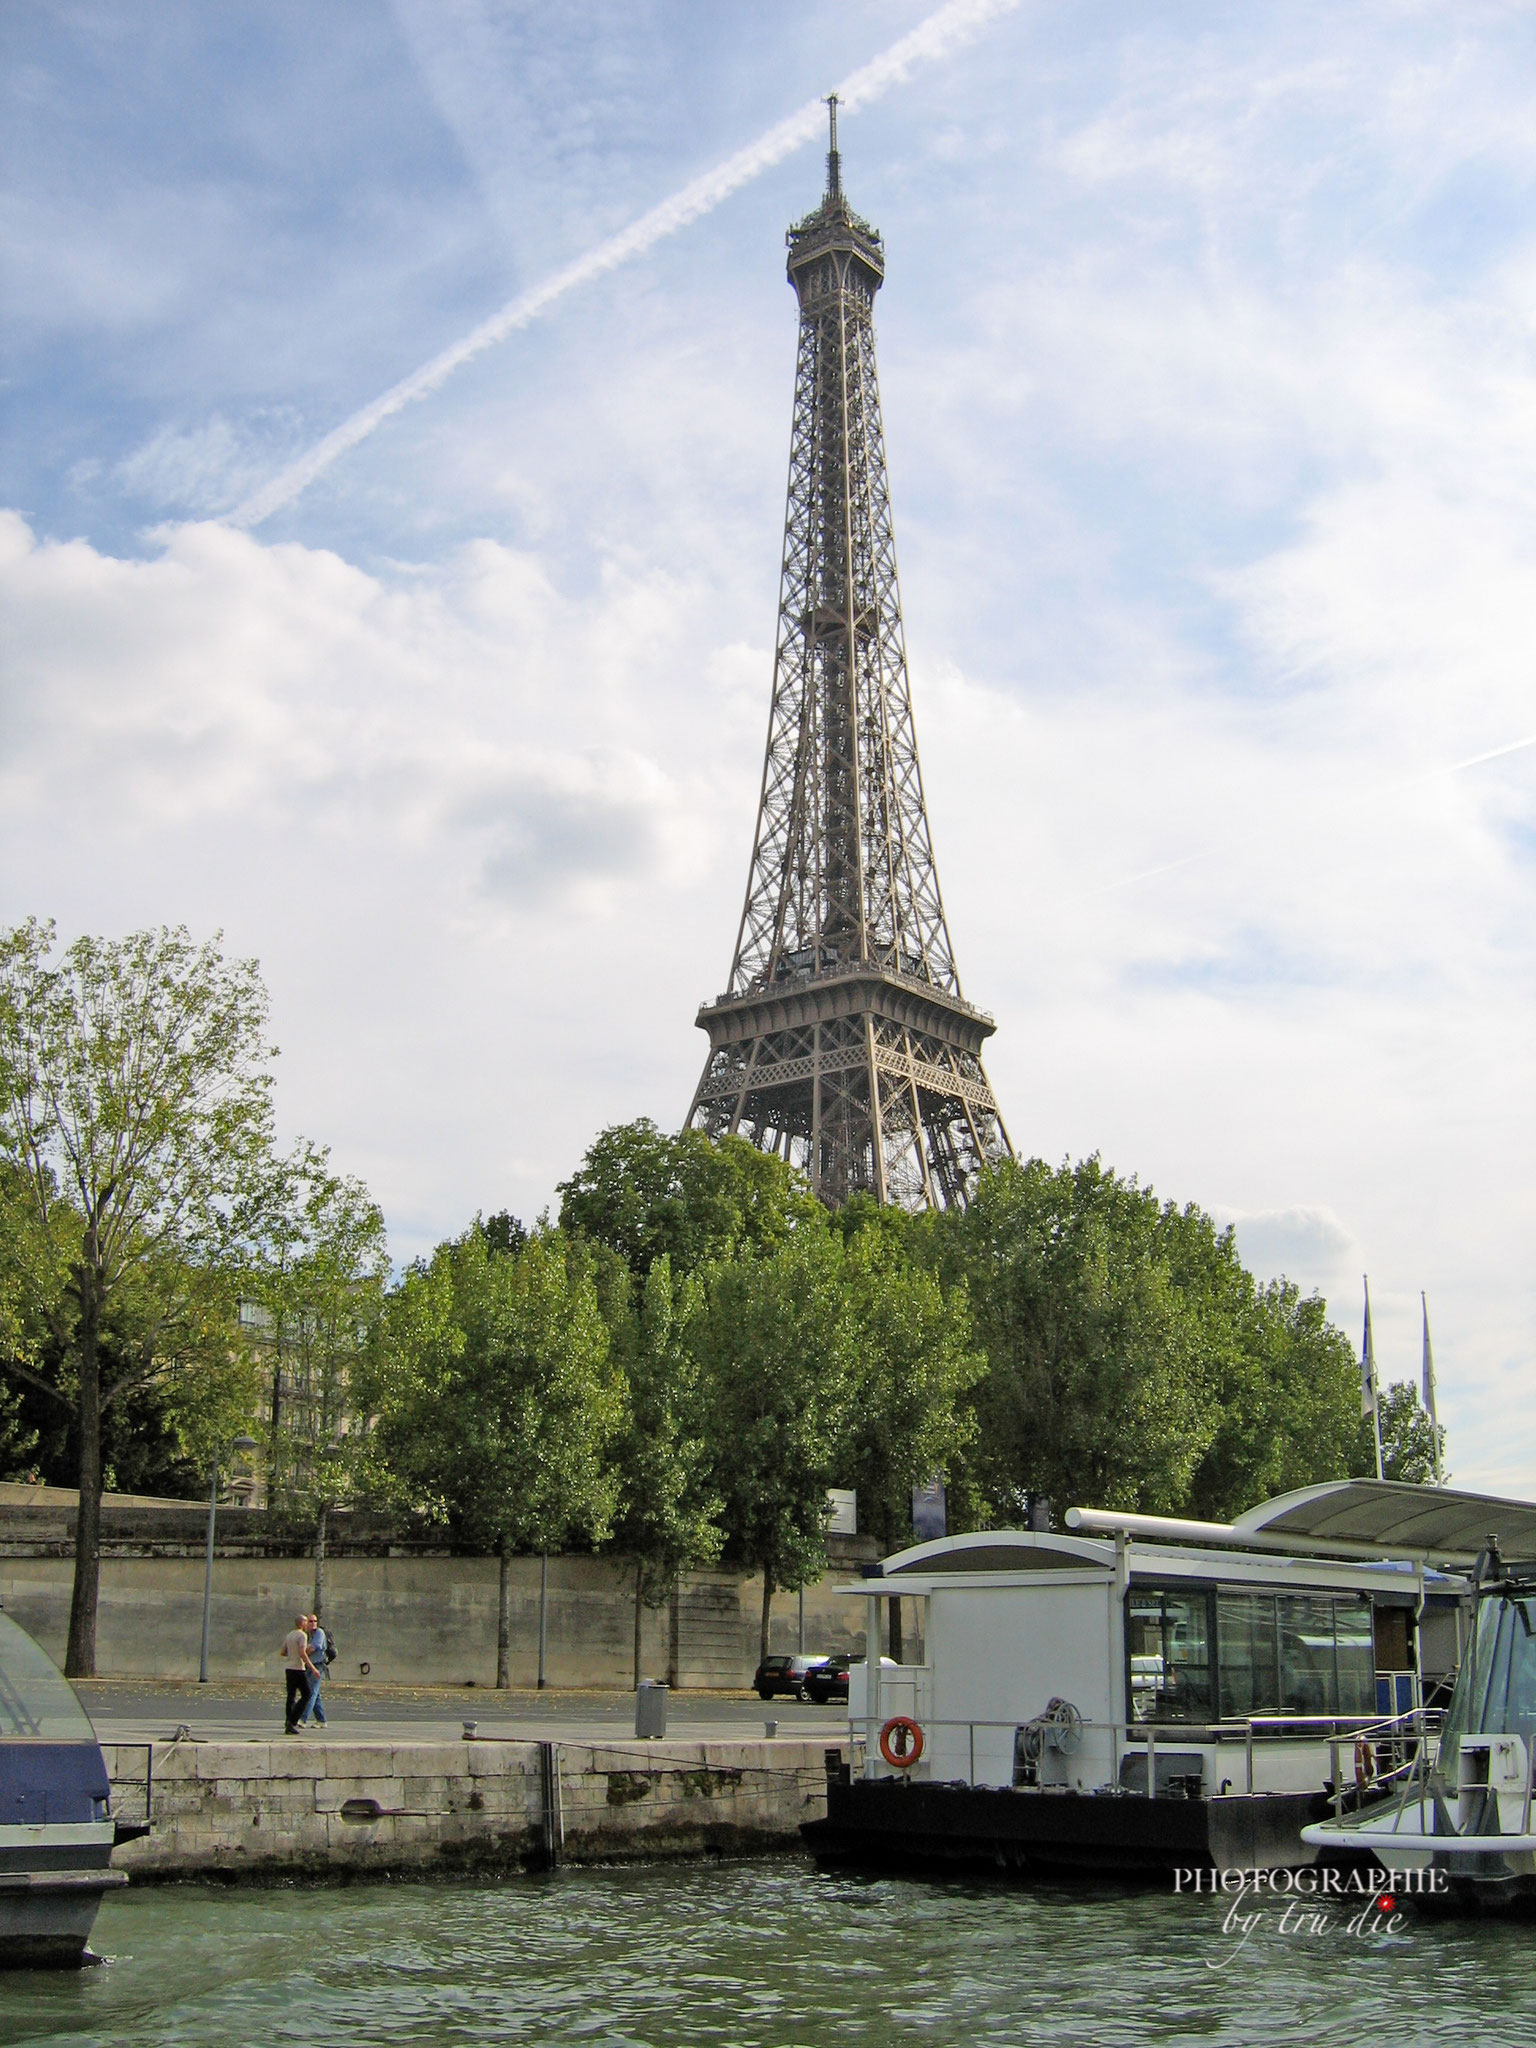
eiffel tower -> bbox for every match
[687,102,1011,1210]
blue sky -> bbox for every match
[2,1,1533,1491]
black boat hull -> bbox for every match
[804,1777,1329,1877]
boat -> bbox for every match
[802,1480,1536,1880]
[1,1610,135,1967]
[1301,1535,1536,1910]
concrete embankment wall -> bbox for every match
[0,1496,884,1688]
[104,1737,846,1879]
[1,1555,881,1689]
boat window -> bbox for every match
[1212,1591,1375,1720]
[0,1614,98,1741]
[1215,1592,1279,1717]
[1126,1589,1212,1725]
[1332,1598,1377,1717]
[1442,1591,1536,1778]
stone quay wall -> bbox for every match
[104,1737,846,1879]
[0,1495,883,1689]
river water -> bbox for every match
[2,1859,1531,2048]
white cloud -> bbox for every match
[3,1,1534,1499]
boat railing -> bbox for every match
[867,1705,1441,1799]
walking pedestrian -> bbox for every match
[279,1613,317,1732]
[296,1613,329,1727]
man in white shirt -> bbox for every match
[279,1614,317,1732]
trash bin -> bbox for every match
[635,1680,669,1739]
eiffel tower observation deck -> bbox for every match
[688,101,1011,1210]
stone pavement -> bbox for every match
[79,1677,850,1747]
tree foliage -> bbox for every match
[364,1227,623,1556]
[247,1144,390,1525]
[1373,1380,1446,1485]
[691,1221,858,1657]
[0,918,278,1672]
[604,1254,724,1680]
[558,1118,819,1276]
[916,1157,1372,1527]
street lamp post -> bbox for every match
[199,1433,258,1684]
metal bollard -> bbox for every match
[765,1718,778,1739]
[635,1680,669,1740]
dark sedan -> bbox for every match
[804,1653,854,1705]
[753,1654,828,1701]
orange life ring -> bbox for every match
[1354,1737,1374,1789]
[879,1715,925,1769]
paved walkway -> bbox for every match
[78,1678,850,1746]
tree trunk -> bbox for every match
[313,1500,328,1617]
[759,1571,774,1669]
[633,1560,644,1690]
[889,1594,904,1664]
[65,1260,104,1679]
[496,1540,511,1689]
[667,1580,681,1690]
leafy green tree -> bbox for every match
[0,920,277,1674]
[1371,1380,1446,1485]
[923,1157,1382,1528]
[558,1118,817,1276]
[929,1158,1220,1523]
[693,1222,860,1664]
[1183,1278,1362,1520]
[244,1146,390,1612]
[480,1210,528,1258]
[606,1254,724,1685]
[836,1219,983,1554]
[364,1228,624,1686]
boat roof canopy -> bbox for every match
[873,1530,1112,1577]
[1232,1479,1536,1558]
[1065,1479,1536,1565]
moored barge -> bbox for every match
[804,1481,1536,1879]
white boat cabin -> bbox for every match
[844,1498,1472,1799]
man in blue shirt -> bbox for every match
[296,1613,329,1727]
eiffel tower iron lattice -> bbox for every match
[687,102,1011,1210]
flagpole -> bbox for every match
[1421,1292,1442,1484]
[1362,1275,1384,1481]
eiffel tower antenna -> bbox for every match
[687,113,1012,1210]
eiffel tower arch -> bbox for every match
[687,104,1012,1212]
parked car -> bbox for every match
[753,1653,829,1701]
[805,1653,897,1705]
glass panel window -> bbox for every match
[1217,1592,1279,1718]
[1278,1595,1340,1719]
[0,1614,98,1741]
[1126,1589,1212,1725]
[1334,1597,1376,1718]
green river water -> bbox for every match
[2,1859,1531,2048]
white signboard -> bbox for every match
[824,1488,857,1535]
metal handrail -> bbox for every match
[860,1704,1441,1801]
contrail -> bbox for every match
[1446,732,1536,774]
[230,0,1023,529]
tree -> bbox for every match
[246,1146,390,1613]
[1372,1381,1446,1485]
[929,1158,1220,1524]
[606,1254,723,1685]
[693,1223,859,1664]
[0,920,277,1674]
[837,1220,983,1554]
[919,1156,1368,1529]
[364,1228,624,1686]
[558,1118,818,1277]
